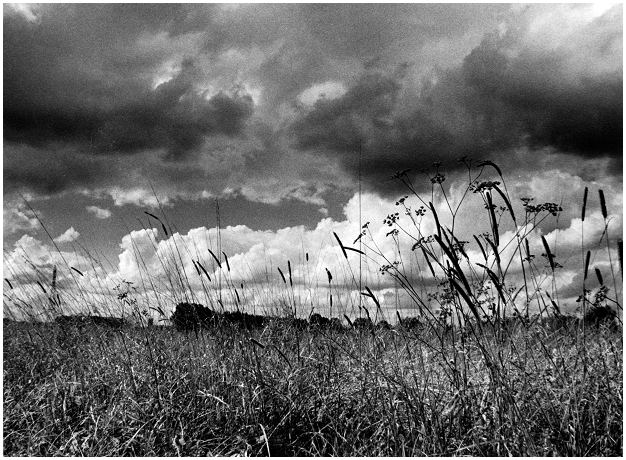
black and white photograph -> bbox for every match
[3,2,623,456]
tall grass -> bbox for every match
[3,160,622,456]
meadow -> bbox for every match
[3,160,623,456]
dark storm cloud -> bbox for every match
[3,3,622,204]
[289,6,622,193]
[460,34,622,156]
[4,5,253,160]
[4,144,114,195]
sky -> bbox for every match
[3,3,623,321]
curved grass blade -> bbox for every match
[493,183,516,224]
[477,160,503,178]
[473,235,488,263]
[222,252,231,272]
[208,249,222,268]
[196,260,212,282]
[277,267,286,284]
[333,232,348,259]
[360,286,381,311]
[477,263,505,303]
[449,278,481,323]
[429,202,442,239]
[345,246,366,256]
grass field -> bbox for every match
[3,161,623,456]
[3,316,622,456]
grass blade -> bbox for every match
[421,247,436,278]
[473,235,488,263]
[333,232,348,259]
[277,267,286,284]
[477,159,503,178]
[429,202,442,239]
[545,291,561,316]
[449,278,481,323]
[361,286,381,311]
[477,263,505,303]
[287,260,293,287]
[599,189,607,219]
[493,183,516,224]
[144,211,160,221]
[595,267,604,286]
[208,249,222,268]
[541,236,555,271]
[222,252,231,272]
[197,260,212,282]
[486,191,499,248]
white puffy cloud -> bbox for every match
[86,205,112,219]
[6,234,87,273]
[4,166,622,321]
[3,201,38,235]
[53,227,80,243]
[108,187,166,208]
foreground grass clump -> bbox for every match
[4,319,622,456]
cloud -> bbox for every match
[3,201,39,235]
[2,4,622,215]
[5,3,41,23]
[288,4,622,194]
[4,56,254,159]
[298,81,347,106]
[106,187,165,208]
[5,234,88,275]
[4,169,622,320]
[86,205,112,219]
[53,227,80,243]
[1,4,504,204]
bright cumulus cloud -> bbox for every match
[53,227,80,243]
[4,163,623,323]
[4,201,38,235]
